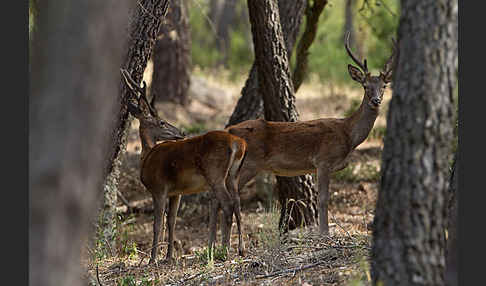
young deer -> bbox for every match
[226,32,397,234]
[120,69,246,263]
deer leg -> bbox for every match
[226,174,245,256]
[211,182,234,256]
[208,194,219,254]
[149,190,167,264]
[166,194,181,262]
[316,168,330,235]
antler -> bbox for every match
[120,69,158,117]
[345,31,368,74]
[382,38,397,77]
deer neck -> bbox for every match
[345,96,379,149]
[140,131,156,163]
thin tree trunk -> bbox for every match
[100,0,171,253]
[29,1,131,285]
[215,0,237,67]
[292,0,328,92]
[247,0,318,231]
[151,0,191,105]
[226,0,305,127]
[343,0,360,58]
[371,0,458,284]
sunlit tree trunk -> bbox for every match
[226,0,306,127]
[246,0,318,231]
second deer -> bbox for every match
[226,32,397,235]
[121,69,246,264]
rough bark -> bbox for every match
[151,0,191,105]
[371,0,458,285]
[247,0,318,231]
[292,0,328,92]
[100,0,171,252]
[29,1,131,285]
[445,151,458,286]
[226,0,306,127]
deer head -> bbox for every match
[345,31,397,110]
[120,68,185,145]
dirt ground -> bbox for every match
[82,69,391,286]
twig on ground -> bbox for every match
[96,264,103,286]
[117,190,132,213]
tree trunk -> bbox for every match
[445,151,458,286]
[29,1,131,285]
[100,0,171,254]
[292,0,328,92]
[343,0,360,58]
[371,0,458,285]
[215,0,237,67]
[226,0,306,127]
[247,0,318,231]
[151,0,191,105]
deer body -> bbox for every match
[226,32,395,234]
[121,69,246,264]
[141,131,244,195]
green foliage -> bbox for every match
[332,162,380,183]
[369,125,386,139]
[195,245,228,265]
[188,0,399,85]
[181,122,208,135]
[117,274,160,286]
[118,275,137,286]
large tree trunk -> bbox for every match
[226,0,306,127]
[151,0,191,105]
[29,1,131,285]
[247,0,318,231]
[445,151,458,286]
[371,0,458,285]
[100,0,171,253]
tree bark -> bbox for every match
[371,0,458,285]
[226,0,306,127]
[445,151,458,286]
[29,1,131,285]
[151,0,191,105]
[292,0,328,92]
[247,0,318,231]
[100,0,171,253]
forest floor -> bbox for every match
[81,67,392,286]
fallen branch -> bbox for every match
[96,264,103,286]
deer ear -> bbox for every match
[348,64,365,83]
[381,71,393,83]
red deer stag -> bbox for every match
[226,32,397,234]
[120,69,246,263]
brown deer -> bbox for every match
[226,32,397,234]
[120,69,247,263]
